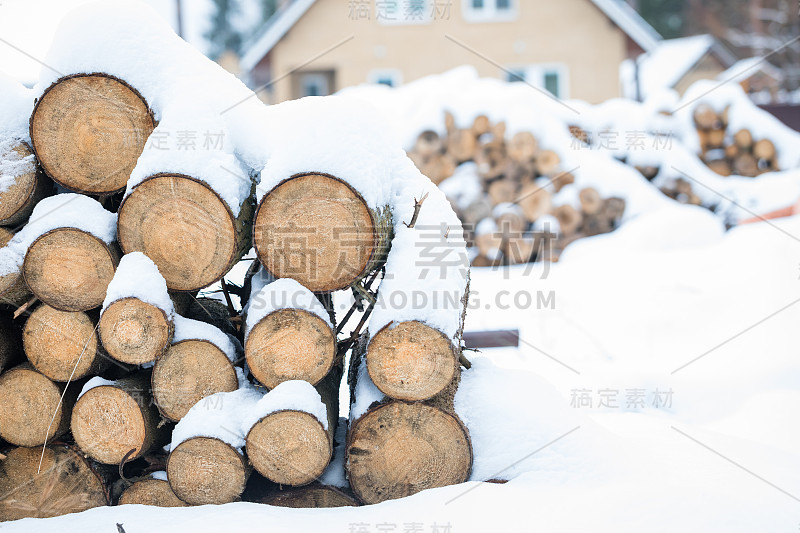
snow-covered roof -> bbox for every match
[718,57,783,85]
[636,34,736,99]
[240,0,662,74]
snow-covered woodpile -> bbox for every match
[0,3,473,520]
[407,113,626,265]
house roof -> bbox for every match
[636,34,736,98]
[240,0,663,74]
[718,57,783,84]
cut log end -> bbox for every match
[99,298,173,365]
[245,309,335,390]
[30,73,154,194]
[367,321,457,401]
[260,485,359,508]
[0,365,69,446]
[0,142,42,226]
[246,410,331,486]
[23,228,117,312]
[23,304,104,382]
[253,173,383,292]
[118,174,243,292]
[0,229,31,308]
[118,478,188,507]
[151,339,239,421]
[347,402,472,504]
[0,445,108,521]
[167,437,248,505]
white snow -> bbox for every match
[349,350,385,422]
[0,137,36,195]
[633,35,715,99]
[172,315,239,363]
[101,252,174,316]
[318,417,348,489]
[0,73,35,141]
[0,193,116,277]
[150,470,168,482]
[239,380,329,435]
[244,278,332,340]
[170,386,262,453]
[77,376,116,400]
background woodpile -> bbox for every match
[407,112,626,265]
[0,72,472,521]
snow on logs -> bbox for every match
[30,73,154,194]
[98,252,175,365]
[0,139,52,227]
[244,277,336,389]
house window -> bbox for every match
[292,70,335,99]
[506,64,569,98]
[462,0,517,22]
[368,69,403,87]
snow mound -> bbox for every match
[101,252,174,316]
[245,278,332,339]
[173,315,239,363]
[239,380,328,435]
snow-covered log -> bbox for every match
[244,277,336,389]
[29,73,155,194]
[151,315,240,421]
[98,252,175,365]
[23,303,108,381]
[0,228,30,308]
[0,140,52,227]
[71,372,168,465]
[0,362,77,446]
[0,444,109,521]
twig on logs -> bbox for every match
[403,192,429,228]
[455,269,472,369]
[336,268,384,335]
[13,295,38,319]
[118,448,136,486]
[220,278,236,317]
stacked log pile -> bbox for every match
[407,113,625,265]
[692,103,779,178]
[0,63,473,519]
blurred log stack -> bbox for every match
[407,112,626,265]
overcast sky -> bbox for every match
[0,0,214,84]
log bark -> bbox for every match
[346,335,472,504]
[0,444,109,521]
[167,437,249,505]
[366,320,458,401]
[0,142,53,227]
[245,308,336,390]
[0,314,22,374]
[29,73,154,194]
[151,339,239,421]
[99,297,173,365]
[118,477,188,507]
[253,173,392,292]
[733,153,759,177]
[22,228,120,312]
[118,173,254,292]
[0,228,31,308]
[255,483,359,508]
[71,372,168,465]
[245,365,340,486]
[0,363,77,446]
[23,303,108,382]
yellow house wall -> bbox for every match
[267,0,629,103]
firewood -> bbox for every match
[118,173,254,292]
[733,153,758,177]
[535,150,561,177]
[246,369,339,486]
[346,335,471,504]
[366,320,457,401]
[253,173,391,292]
[707,127,725,148]
[553,204,582,237]
[494,205,527,235]
[151,339,239,421]
[724,143,740,160]
[579,187,603,215]
[167,437,249,505]
[733,129,753,150]
[568,125,589,145]
[0,363,77,446]
[471,115,491,137]
[516,182,552,222]
[0,315,21,374]
[256,484,358,508]
[505,236,536,264]
[753,139,776,161]
[443,112,478,164]
[0,229,31,308]
[708,159,733,177]
[0,444,109,521]
[99,297,173,365]
[419,154,456,185]
[29,73,154,194]
[22,228,120,312]
[0,142,52,227]
[71,372,168,465]
[470,254,500,267]
[602,197,626,225]
[23,304,108,382]
[635,166,659,181]
[582,213,613,237]
[118,477,188,507]
[693,103,721,130]
[507,131,538,163]
[412,130,443,160]
[487,178,517,206]
[182,297,237,337]
[245,310,335,391]
[552,171,576,192]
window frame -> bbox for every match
[505,63,570,99]
[367,68,404,88]
[462,0,517,22]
